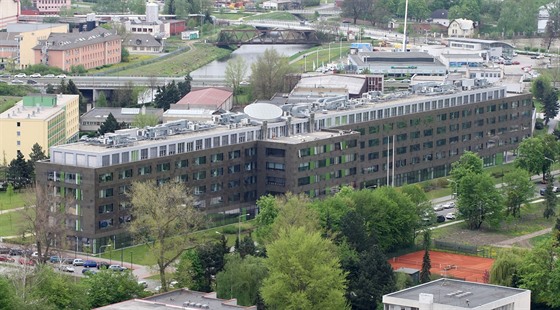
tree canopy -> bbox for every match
[250,48,294,100]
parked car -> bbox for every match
[56,74,67,79]
[11,79,24,84]
[433,205,445,211]
[59,265,75,273]
[0,74,11,78]
[0,248,11,254]
[30,73,41,78]
[18,257,36,266]
[9,249,23,256]
[27,79,38,85]
[108,264,126,271]
[0,255,15,262]
[512,60,520,65]
[62,257,74,264]
[138,280,148,288]
[436,215,446,223]
[97,261,111,269]
[83,260,98,268]
[82,268,97,275]
[14,73,26,78]
[49,256,61,263]
[445,213,456,220]
[73,259,84,266]
[443,202,456,209]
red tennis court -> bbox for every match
[389,250,494,283]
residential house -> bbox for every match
[122,33,163,54]
[430,9,449,27]
[448,18,475,37]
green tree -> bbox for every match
[254,194,278,243]
[261,227,349,310]
[131,113,159,128]
[30,266,89,310]
[420,229,431,283]
[544,173,557,219]
[397,0,430,21]
[83,269,147,308]
[250,48,294,100]
[341,0,372,24]
[113,81,137,107]
[127,181,202,292]
[154,81,181,111]
[268,193,321,243]
[176,241,228,292]
[489,248,525,287]
[0,276,21,310]
[128,0,146,14]
[237,235,257,259]
[96,91,108,107]
[224,56,248,105]
[177,74,192,97]
[458,172,503,229]
[400,184,433,242]
[310,190,354,238]
[45,83,55,94]
[501,168,535,218]
[97,113,121,136]
[448,0,481,22]
[531,75,552,102]
[27,143,47,182]
[519,238,560,306]
[543,88,559,124]
[7,151,31,187]
[497,0,541,35]
[121,48,130,62]
[515,135,559,183]
[66,79,86,113]
[216,254,268,306]
[450,151,483,190]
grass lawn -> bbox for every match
[290,44,351,71]
[111,44,231,77]
[0,211,26,237]
[97,221,254,266]
[87,54,157,75]
[0,190,28,210]
[244,12,298,21]
[0,96,21,113]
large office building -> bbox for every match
[0,94,79,162]
[35,81,534,252]
[383,278,531,310]
[0,0,19,31]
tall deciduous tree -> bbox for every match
[458,172,503,229]
[341,0,372,24]
[254,194,278,243]
[225,56,248,105]
[260,227,349,310]
[250,48,294,100]
[519,238,560,307]
[127,181,203,292]
[543,173,557,219]
[501,168,535,218]
[489,248,525,287]
[96,91,108,107]
[450,151,483,189]
[515,135,559,183]
[397,0,430,21]
[30,265,89,309]
[531,75,552,102]
[216,254,268,306]
[448,0,481,22]
[400,184,433,242]
[132,113,159,128]
[543,88,559,124]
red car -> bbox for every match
[512,61,520,65]
[18,257,36,266]
[0,255,15,263]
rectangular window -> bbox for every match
[424,129,433,137]
[266,162,285,171]
[411,131,420,139]
[193,171,206,180]
[211,153,224,163]
[98,203,114,214]
[194,156,207,165]
[229,150,241,159]
[175,159,188,168]
[118,169,132,179]
[138,165,151,175]
[266,148,285,157]
[211,167,224,177]
[156,162,171,172]
[98,188,113,198]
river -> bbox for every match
[190,44,309,81]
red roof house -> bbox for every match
[176,87,233,111]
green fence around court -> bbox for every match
[433,240,479,256]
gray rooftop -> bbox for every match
[94,289,255,309]
[296,74,371,95]
[33,27,120,51]
[447,37,514,47]
[0,33,18,47]
[385,278,529,308]
[7,23,68,33]
[122,33,162,48]
[81,107,163,120]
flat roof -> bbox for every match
[7,23,68,33]
[0,95,77,121]
[296,75,370,95]
[447,37,514,47]
[81,107,163,120]
[385,278,529,308]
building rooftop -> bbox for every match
[33,27,120,51]
[447,37,514,47]
[122,33,162,48]
[81,107,163,120]
[385,278,529,308]
[95,289,255,310]
[431,9,448,19]
[0,94,78,121]
[177,88,233,108]
[295,74,371,96]
[6,23,68,33]
[0,32,18,46]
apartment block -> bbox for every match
[0,0,19,30]
[33,0,71,14]
[35,84,534,252]
[33,27,121,71]
[0,94,80,162]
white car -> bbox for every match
[73,259,84,266]
[14,73,26,78]
[59,265,75,273]
[443,202,456,209]
[30,73,41,78]
[56,74,67,79]
[433,205,444,211]
[445,213,456,220]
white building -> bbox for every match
[0,0,19,30]
[383,279,531,310]
[448,19,475,37]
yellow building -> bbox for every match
[0,94,79,162]
[5,23,68,69]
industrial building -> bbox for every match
[35,79,533,252]
[0,94,80,162]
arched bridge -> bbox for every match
[216,29,319,46]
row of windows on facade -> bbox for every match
[101,147,256,167]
